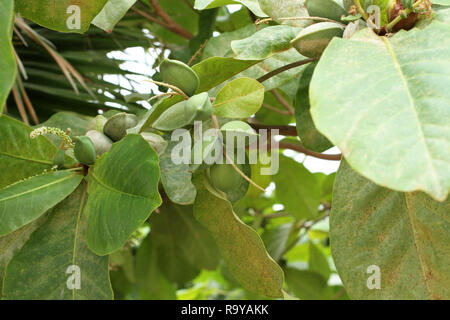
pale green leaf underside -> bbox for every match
[0,170,83,236]
[0,115,57,188]
[3,184,113,300]
[310,22,450,201]
[194,0,267,17]
[86,134,162,255]
[213,77,265,118]
[0,0,16,114]
[15,0,108,33]
[331,161,450,299]
[92,0,137,32]
[193,174,284,298]
[258,0,310,27]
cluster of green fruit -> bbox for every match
[291,0,425,58]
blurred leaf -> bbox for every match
[309,241,331,280]
[93,0,137,32]
[194,0,267,17]
[0,0,16,113]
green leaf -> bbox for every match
[295,62,332,152]
[309,241,331,280]
[160,140,197,205]
[231,25,301,60]
[152,202,220,272]
[0,170,83,236]
[285,267,331,300]
[15,0,108,33]
[331,160,450,299]
[0,0,16,113]
[262,223,293,262]
[212,77,265,118]
[85,134,162,255]
[259,0,310,27]
[192,57,258,93]
[0,217,46,294]
[255,90,293,125]
[194,0,267,17]
[92,0,137,32]
[0,115,57,188]
[3,184,113,299]
[310,23,450,201]
[273,156,321,220]
[37,112,90,146]
[135,234,177,300]
[193,174,284,298]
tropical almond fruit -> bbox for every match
[305,0,348,22]
[291,22,344,58]
[186,92,212,122]
[85,130,113,156]
[159,59,200,96]
[74,136,97,165]
[103,112,138,141]
[152,100,193,131]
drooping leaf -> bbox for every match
[331,160,450,299]
[15,0,108,33]
[192,57,258,93]
[310,23,450,201]
[231,25,301,60]
[92,0,137,32]
[193,174,284,298]
[212,77,265,118]
[85,134,162,255]
[3,184,113,299]
[0,115,57,188]
[309,241,331,280]
[0,0,16,113]
[294,62,332,152]
[273,156,321,220]
[135,234,177,300]
[0,170,83,236]
[285,267,334,300]
[160,140,197,205]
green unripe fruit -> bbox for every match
[186,92,212,123]
[74,136,97,165]
[140,132,168,155]
[291,22,344,58]
[52,149,66,169]
[305,0,347,22]
[209,163,244,193]
[220,121,258,146]
[153,100,193,131]
[85,130,113,156]
[103,112,138,141]
[159,59,200,96]
[86,115,107,133]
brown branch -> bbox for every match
[278,141,342,161]
[149,0,194,39]
[271,89,295,116]
[249,123,298,136]
[257,58,316,83]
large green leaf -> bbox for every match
[160,140,197,205]
[331,160,450,299]
[212,77,265,118]
[85,134,162,255]
[0,115,57,188]
[295,62,332,152]
[285,268,334,300]
[193,174,284,298]
[0,0,16,114]
[194,0,267,17]
[259,0,310,27]
[310,23,450,201]
[3,184,113,299]
[92,0,137,32]
[15,0,108,33]
[273,156,321,220]
[0,216,46,294]
[150,202,220,283]
[231,25,301,60]
[135,234,177,300]
[0,170,83,236]
[192,57,258,93]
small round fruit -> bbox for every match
[209,163,243,193]
[86,115,107,133]
[140,132,168,155]
[103,112,138,141]
[291,22,344,58]
[85,130,113,156]
[305,0,347,22]
[52,149,66,169]
[159,59,200,97]
[74,136,97,165]
[186,92,212,122]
